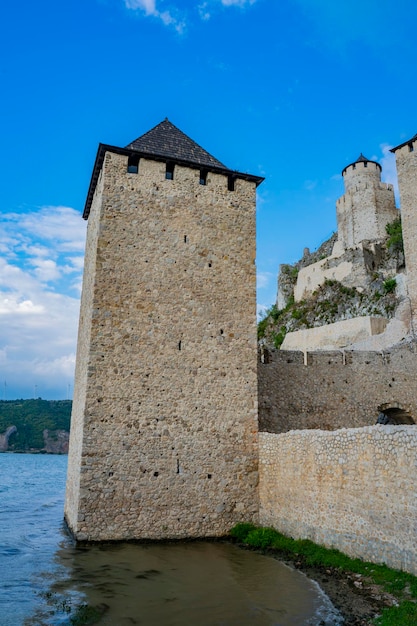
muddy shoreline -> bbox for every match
[246,546,399,625]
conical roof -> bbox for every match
[126,118,227,169]
[355,153,369,163]
[342,153,381,175]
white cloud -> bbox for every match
[124,0,257,26]
[0,206,86,399]
[31,258,61,283]
[0,297,45,315]
[16,206,87,252]
[379,144,400,204]
[124,0,185,33]
[257,303,269,321]
[257,270,273,289]
[304,179,317,191]
[125,0,156,13]
[221,0,256,5]
[198,2,211,20]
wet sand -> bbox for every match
[255,547,400,625]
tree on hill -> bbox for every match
[0,399,71,451]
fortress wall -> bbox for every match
[65,151,259,541]
[375,186,399,238]
[394,138,417,321]
[281,316,388,352]
[346,186,378,246]
[294,258,353,301]
[259,427,417,574]
[65,168,104,530]
[337,176,397,250]
[259,346,417,433]
[336,192,354,250]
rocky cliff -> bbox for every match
[0,425,17,452]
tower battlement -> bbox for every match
[336,153,397,249]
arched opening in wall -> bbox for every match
[376,403,415,425]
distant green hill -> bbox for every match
[0,399,72,451]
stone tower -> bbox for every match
[336,154,397,249]
[65,119,263,541]
[391,133,417,322]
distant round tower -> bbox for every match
[336,154,398,249]
[342,153,382,192]
[391,133,417,322]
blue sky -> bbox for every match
[1,0,417,399]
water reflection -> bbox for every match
[31,539,343,625]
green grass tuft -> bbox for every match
[373,601,417,625]
[229,522,256,542]
[229,523,417,626]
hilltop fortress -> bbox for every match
[65,122,417,576]
[277,152,408,352]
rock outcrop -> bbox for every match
[43,429,70,454]
[0,425,17,452]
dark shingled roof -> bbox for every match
[126,118,227,169]
[82,119,264,219]
[390,133,417,153]
[356,153,370,163]
[342,153,381,176]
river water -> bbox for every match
[0,454,343,625]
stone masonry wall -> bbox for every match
[259,427,417,574]
[259,345,417,433]
[336,180,397,250]
[394,136,417,322]
[65,168,104,531]
[65,151,259,541]
[343,161,381,193]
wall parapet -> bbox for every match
[258,344,417,432]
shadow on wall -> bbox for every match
[377,404,415,425]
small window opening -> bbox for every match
[208,262,212,268]
[166,162,175,180]
[220,329,224,335]
[352,163,356,170]
[364,161,368,167]
[178,340,182,351]
[409,143,414,153]
[184,235,187,243]
[207,474,212,479]
[127,155,139,174]
[228,175,235,191]
[176,459,180,474]
[200,170,207,185]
